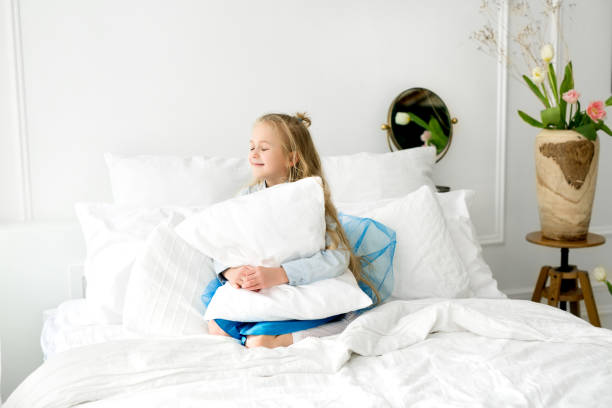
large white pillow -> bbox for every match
[204,269,372,322]
[337,185,471,299]
[104,153,251,207]
[175,176,372,322]
[175,176,326,268]
[123,222,216,336]
[322,146,436,203]
[104,147,435,207]
[74,203,203,323]
[337,190,506,299]
[436,190,506,299]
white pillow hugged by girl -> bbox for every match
[206,112,382,348]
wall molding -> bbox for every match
[10,0,32,221]
[477,0,612,245]
[479,0,508,247]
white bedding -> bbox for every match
[41,299,138,360]
[13,298,612,407]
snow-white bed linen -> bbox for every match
[7,298,612,407]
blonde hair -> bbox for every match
[253,112,381,305]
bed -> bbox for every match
[5,147,612,407]
[11,296,612,407]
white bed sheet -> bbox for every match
[41,299,139,360]
[11,298,612,407]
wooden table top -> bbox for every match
[525,231,606,249]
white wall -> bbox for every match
[1,0,611,401]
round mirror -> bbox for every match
[381,88,457,162]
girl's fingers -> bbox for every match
[244,273,259,281]
[243,273,261,283]
[244,268,259,276]
[242,276,262,288]
[240,268,255,279]
[242,280,260,289]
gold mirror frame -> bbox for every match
[381,88,458,162]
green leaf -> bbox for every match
[428,117,446,139]
[606,96,612,106]
[541,106,563,127]
[559,61,574,95]
[606,281,612,296]
[427,117,448,154]
[547,63,559,105]
[523,75,550,108]
[569,102,583,128]
[559,62,574,127]
[559,98,568,129]
[517,110,545,128]
[598,121,612,137]
[407,112,429,130]
[574,123,597,140]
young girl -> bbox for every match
[207,112,380,348]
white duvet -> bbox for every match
[8,298,612,407]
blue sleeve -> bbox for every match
[281,221,350,286]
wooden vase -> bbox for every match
[535,129,599,241]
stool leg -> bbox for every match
[532,266,550,302]
[567,277,580,317]
[570,300,580,317]
[547,270,562,307]
[578,271,601,327]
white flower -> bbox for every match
[594,266,607,282]
[531,66,545,84]
[395,112,410,125]
[540,43,554,63]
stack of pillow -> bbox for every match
[75,146,505,337]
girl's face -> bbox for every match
[249,122,293,186]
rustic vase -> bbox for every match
[535,129,599,241]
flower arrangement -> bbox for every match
[471,0,612,140]
[518,43,612,140]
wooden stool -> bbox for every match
[526,231,605,327]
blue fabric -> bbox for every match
[202,278,342,345]
[337,212,396,310]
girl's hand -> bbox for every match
[222,266,253,289]
[241,266,289,291]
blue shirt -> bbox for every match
[214,179,349,286]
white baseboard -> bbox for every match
[503,283,612,323]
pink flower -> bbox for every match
[420,130,432,145]
[562,89,580,104]
[587,101,607,122]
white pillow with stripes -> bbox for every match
[123,222,216,336]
